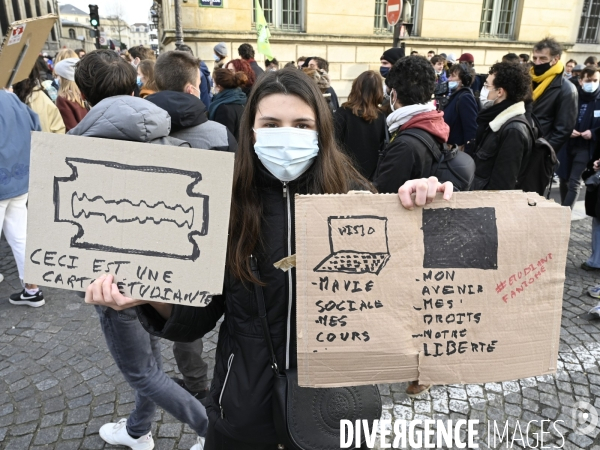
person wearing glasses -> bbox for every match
[471,62,534,191]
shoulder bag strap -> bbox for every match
[250,256,280,375]
[401,128,444,175]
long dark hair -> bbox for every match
[227,68,373,284]
[342,70,383,122]
[13,56,47,103]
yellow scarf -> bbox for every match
[530,60,564,101]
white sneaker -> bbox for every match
[99,419,154,450]
[589,285,600,299]
[190,436,205,450]
[589,304,600,317]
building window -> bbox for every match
[479,0,518,39]
[374,0,420,36]
[577,0,600,43]
[12,0,21,20]
[25,0,33,18]
[68,28,76,39]
[253,0,304,32]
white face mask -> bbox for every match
[480,85,494,109]
[583,81,599,93]
[253,127,319,182]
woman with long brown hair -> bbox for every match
[334,70,387,179]
[12,57,65,133]
[84,68,452,450]
[137,59,158,98]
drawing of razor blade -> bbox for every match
[54,158,209,261]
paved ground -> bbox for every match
[0,206,599,449]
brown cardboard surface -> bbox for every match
[0,15,58,88]
[295,191,571,387]
[24,132,234,307]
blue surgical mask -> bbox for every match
[583,81,599,93]
[448,81,459,90]
[253,128,319,182]
[213,54,221,62]
[380,66,390,78]
[136,75,143,88]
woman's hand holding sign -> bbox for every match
[85,274,174,319]
[398,176,454,210]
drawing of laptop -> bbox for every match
[313,216,390,275]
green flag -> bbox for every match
[255,0,274,59]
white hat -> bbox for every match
[54,57,79,81]
[446,53,457,64]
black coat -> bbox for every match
[136,167,314,444]
[249,60,265,79]
[472,113,532,190]
[532,70,578,152]
[334,107,386,179]
[372,128,436,194]
[213,103,245,141]
[585,140,600,218]
[443,87,479,147]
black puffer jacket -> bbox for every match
[136,166,313,444]
[532,69,578,152]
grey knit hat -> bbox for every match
[214,42,228,57]
[54,58,79,81]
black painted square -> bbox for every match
[421,207,498,270]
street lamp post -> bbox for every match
[174,0,183,48]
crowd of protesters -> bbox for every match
[1,36,600,449]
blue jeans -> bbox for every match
[95,306,209,437]
[587,217,600,269]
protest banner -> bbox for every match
[295,191,571,387]
[0,15,58,88]
[24,132,234,307]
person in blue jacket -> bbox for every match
[0,89,44,307]
[443,63,479,152]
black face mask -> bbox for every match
[533,62,551,76]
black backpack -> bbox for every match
[501,116,557,196]
[397,128,476,191]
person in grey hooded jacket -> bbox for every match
[69,50,208,450]
[146,50,237,154]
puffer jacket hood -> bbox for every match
[146,91,207,132]
[67,95,171,141]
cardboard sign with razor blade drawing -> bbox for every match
[25,133,234,306]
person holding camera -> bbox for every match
[442,63,479,152]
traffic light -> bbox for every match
[89,4,100,27]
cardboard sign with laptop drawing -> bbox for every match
[295,191,571,388]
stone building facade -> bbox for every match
[153,0,597,102]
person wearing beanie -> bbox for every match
[379,47,405,78]
[570,64,586,86]
[214,42,228,69]
[54,57,88,131]
[458,52,482,96]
